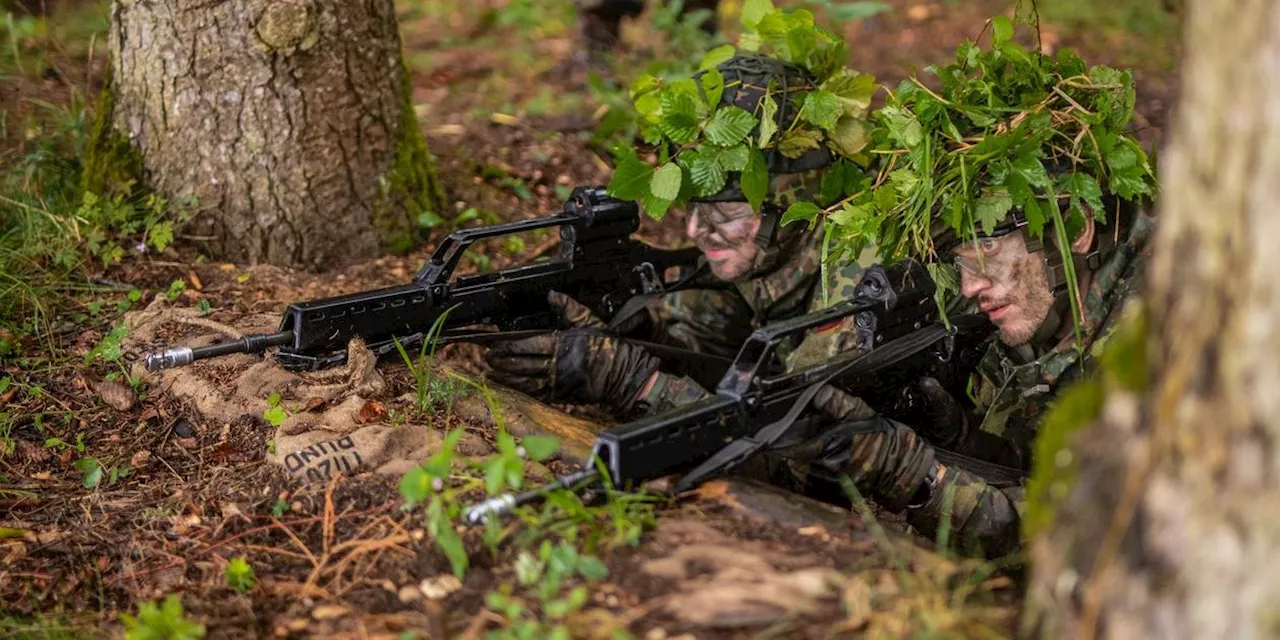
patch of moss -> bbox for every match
[371,64,447,255]
[1022,306,1148,539]
[81,63,145,198]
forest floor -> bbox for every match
[2,0,1181,638]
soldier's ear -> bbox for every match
[1071,214,1095,254]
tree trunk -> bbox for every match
[89,0,445,269]
[1027,1,1280,638]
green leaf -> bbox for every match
[485,459,506,495]
[777,128,822,158]
[700,44,736,71]
[634,92,661,124]
[642,190,674,219]
[687,151,728,197]
[606,151,654,201]
[800,90,841,131]
[658,92,700,144]
[992,16,1013,46]
[148,221,174,253]
[700,68,725,109]
[742,0,775,29]
[435,524,469,579]
[741,148,769,212]
[826,1,891,21]
[822,69,877,119]
[757,94,779,149]
[577,555,610,580]
[718,144,751,172]
[704,106,757,146]
[520,435,559,461]
[262,405,287,427]
[650,162,684,200]
[75,457,103,489]
[882,107,923,148]
[780,202,822,227]
[400,466,433,508]
[828,115,869,157]
[629,73,659,99]
[1059,172,1105,219]
[975,194,1014,235]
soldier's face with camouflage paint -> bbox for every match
[686,201,761,281]
[955,229,1055,346]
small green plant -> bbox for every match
[164,279,187,301]
[270,498,289,517]
[224,557,255,592]
[262,393,288,427]
[484,540,611,639]
[400,428,470,578]
[45,432,85,453]
[120,594,206,640]
[393,303,467,414]
[74,456,130,489]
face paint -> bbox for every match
[955,229,1056,346]
[686,201,761,281]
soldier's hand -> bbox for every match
[484,328,660,413]
[548,291,605,329]
[812,385,875,422]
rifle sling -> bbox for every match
[672,322,954,494]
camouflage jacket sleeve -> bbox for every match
[629,371,711,417]
[643,287,758,358]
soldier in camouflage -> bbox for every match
[775,198,1154,558]
[484,54,863,419]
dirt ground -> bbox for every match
[1,0,1181,637]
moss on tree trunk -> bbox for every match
[88,0,446,269]
[1026,1,1280,637]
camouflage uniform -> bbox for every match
[779,210,1155,557]
[630,224,877,415]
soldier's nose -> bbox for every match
[959,268,991,298]
[686,211,704,239]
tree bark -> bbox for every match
[94,0,444,269]
[1027,1,1280,638]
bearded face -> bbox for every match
[685,201,762,281]
[955,230,1056,346]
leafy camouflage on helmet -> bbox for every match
[606,2,875,218]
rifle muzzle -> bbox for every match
[145,347,194,372]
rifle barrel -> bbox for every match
[145,330,295,372]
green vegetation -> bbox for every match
[224,557,256,593]
[120,595,206,640]
[607,0,876,217]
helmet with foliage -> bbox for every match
[605,1,876,219]
[785,16,1159,323]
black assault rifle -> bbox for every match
[465,260,993,523]
[144,187,705,374]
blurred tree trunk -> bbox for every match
[1027,1,1280,638]
[87,0,444,269]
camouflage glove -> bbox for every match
[484,329,661,414]
[905,464,1024,559]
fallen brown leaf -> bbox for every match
[93,380,137,412]
[302,397,327,412]
[355,400,386,424]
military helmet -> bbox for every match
[689,55,835,203]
